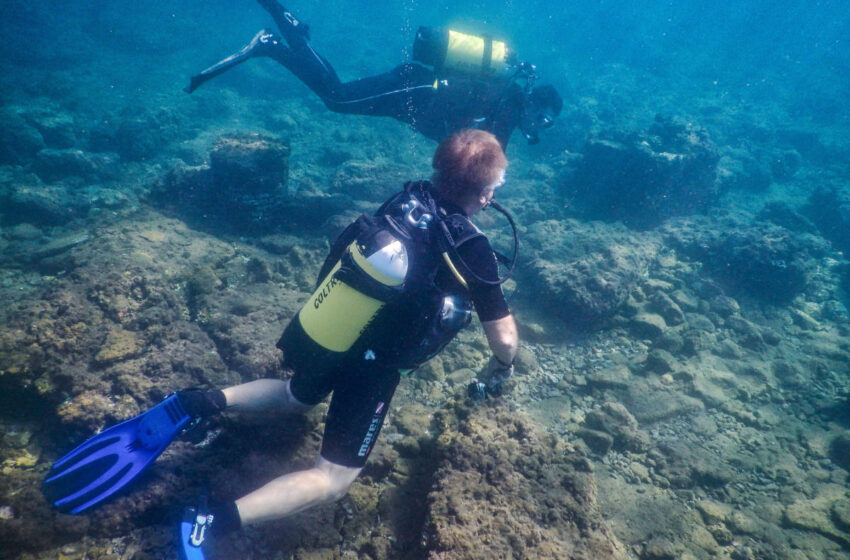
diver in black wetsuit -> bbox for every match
[186,0,562,148]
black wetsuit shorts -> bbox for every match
[288,355,400,468]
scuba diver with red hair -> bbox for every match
[186,0,562,148]
[43,130,520,559]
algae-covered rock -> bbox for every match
[649,291,685,325]
[94,328,140,366]
[641,537,679,560]
[587,364,632,389]
[529,242,658,328]
[629,312,667,339]
[805,184,850,255]
[784,496,850,547]
[565,115,720,229]
[3,183,81,226]
[150,132,293,234]
[578,427,615,455]
[644,348,677,374]
[209,132,290,195]
[829,431,850,471]
[583,402,651,453]
[0,109,45,165]
[625,379,704,424]
[663,214,828,303]
[90,107,185,161]
[33,149,118,182]
[56,391,115,431]
[423,404,626,559]
[696,500,733,524]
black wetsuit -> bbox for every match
[284,184,510,467]
[264,34,525,147]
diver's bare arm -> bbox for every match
[482,314,518,365]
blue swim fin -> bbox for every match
[43,394,194,514]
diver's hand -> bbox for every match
[484,355,514,385]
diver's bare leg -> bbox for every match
[185,29,286,93]
[222,378,312,414]
[235,456,361,525]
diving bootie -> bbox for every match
[257,0,310,45]
[43,393,195,514]
[186,29,284,93]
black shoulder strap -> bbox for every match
[441,213,484,249]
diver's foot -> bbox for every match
[244,28,284,58]
[257,0,310,43]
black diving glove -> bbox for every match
[484,355,514,385]
[177,389,227,419]
[467,356,515,401]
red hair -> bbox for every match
[432,129,507,204]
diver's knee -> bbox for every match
[284,378,313,413]
[316,457,361,501]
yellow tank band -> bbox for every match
[490,40,507,68]
[442,251,469,289]
[445,30,507,74]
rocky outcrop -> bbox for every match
[523,219,660,328]
[422,404,627,559]
[662,214,829,302]
[806,184,850,255]
[564,115,720,229]
[151,132,291,233]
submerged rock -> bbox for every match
[564,114,720,229]
[806,184,850,255]
[1,182,83,226]
[89,107,185,161]
[33,148,118,182]
[829,431,850,471]
[422,404,627,559]
[22,108,78,149]
[150,132,297,234]
[583,402,651,453]
[526,231,660,329]
[0,109,45,165]
[93,328,140,366]
[716,151,772,193]
[663,215,828,303]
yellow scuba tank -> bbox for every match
[413,27,514,78]
[299,229,407,352]
[278,224,409,373]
